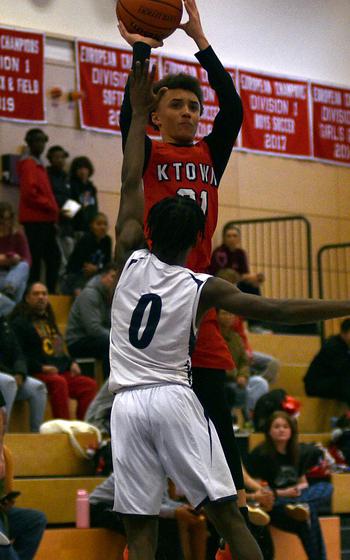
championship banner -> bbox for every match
[238,69,311,158]
[75,40,159,135]
[161,55,236,140]
[0,27,45,123]
[312,83,350,166]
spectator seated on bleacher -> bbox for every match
[209,222,265,296]
[304,318,350,407]
[0,316,47,432]
[217,269,280,384]
[61,212,112,296]
[0,395,47,556]
[84,379,113,435]
[46,145,75,269]
[69,156,99,235]
[0,202,31,316]
[90,474,212,560]
[217,308,269,423]
[66,263,119,379]
[10,282,97,420]
[247,411,333,560]
[18,128,61,294]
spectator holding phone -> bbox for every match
[0,202,31,310]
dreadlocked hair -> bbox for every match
[147,196,205,262]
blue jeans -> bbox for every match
[271,482,333,560]
[0,295,15,319]
[0,507,46,559]
[0,262,29,303]
[250,351,280,384]
[0,373,47,432]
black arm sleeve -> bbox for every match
[119,42,152,168]
[196,46,243,184]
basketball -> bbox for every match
[117,0,183,41]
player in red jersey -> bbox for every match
[118,0,248,514]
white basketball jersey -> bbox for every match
[109,249,210,392]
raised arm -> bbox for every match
[118,21,162,153]
[179,0,243,182]
[115,59,158,258]
[198,276,350,326]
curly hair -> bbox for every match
[147,196,205,262]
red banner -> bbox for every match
[312,83,350,165]
[239,70,311,157]
[76,40,159,134]
[0,27,45,123]
[161,55,236,140]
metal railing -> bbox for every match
[227,215,313,299]
[318,242,350,340]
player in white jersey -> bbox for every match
[111,60,350,560]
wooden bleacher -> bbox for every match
[2,302,346,557]
[35,528,126,560]
[249,332,348,433]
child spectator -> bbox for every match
[0,202,31,305]
[247,411,333,560]
[69,156,98,234]
[10,282,97,420]
[18,128,61,293]
[61,212,112,296]
[217,269,280,384]
[217,308,269,423]
[46,145,75,267]
[0,316,47,432]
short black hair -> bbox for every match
[47,145,69,160]
[70,156,94,178]
[222,222,240,237]
[147,196,205,262]
[153,73,203,112]
[101,261,122,275]
[25,128,48,144]
[340,318,350,333]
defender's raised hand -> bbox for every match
[129,59,157,116]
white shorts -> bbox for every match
[110,383,236,515]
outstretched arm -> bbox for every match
[115,60,157,258]
[198,276,350,326]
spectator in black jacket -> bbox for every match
[11,282,97,420]
[69,156,98,234]
[61,212,112,296]
[47,145,75,267]
[0,316,47,432]
[304,318,350,405]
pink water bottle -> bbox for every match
[76,489,90,528]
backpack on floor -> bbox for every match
[253,389,301,432]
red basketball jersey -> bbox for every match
[143,139,218,273]
[143,139,234,371]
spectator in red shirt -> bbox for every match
[0,202,31,312]
[18,129,61,293]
